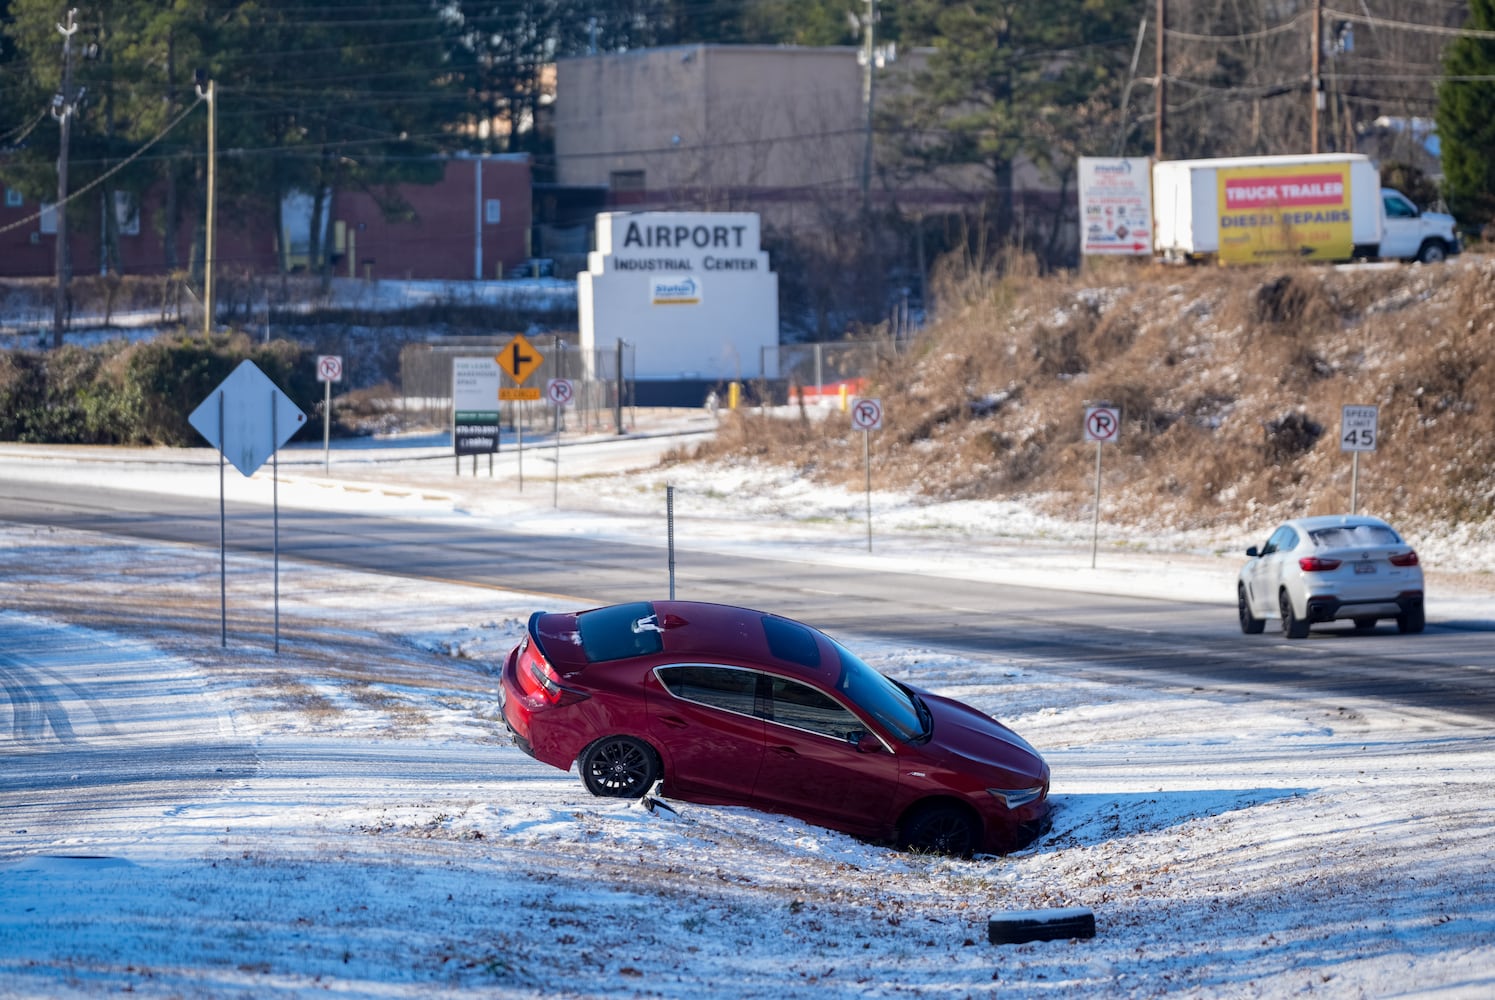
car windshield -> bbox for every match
[1309,524,1401,548]
[829,640,928,743]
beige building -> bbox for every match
[553,44,1064,232]
[554,45,866,223]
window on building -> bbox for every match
[114,191,139,236]
[610,170,646,192]
[485,199,501,224]
[4,188,22,208]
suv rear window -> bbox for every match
[576,602,664,662]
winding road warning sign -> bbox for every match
[1084,406,1120,443]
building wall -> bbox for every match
[0,156,533,282]
[555,46,863,203]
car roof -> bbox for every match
[1282,514,1394,532]
[534,601,839,675]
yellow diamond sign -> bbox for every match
[496,333,544,385]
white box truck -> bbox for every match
[1152,153,1460,265]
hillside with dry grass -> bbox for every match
[688,255,1495,537]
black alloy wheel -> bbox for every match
[579,735,661,798]
[900,803,980,857]
[1238,584,1265,634]
[1280,590,1310,639]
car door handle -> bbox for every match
[769,745,798,758]
[657,716,689,729]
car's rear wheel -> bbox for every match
[1279,590,1309,639]
[899,802,980,857]
[1238,584,1265,634]
[579,735,661,798]
[1397,601,1426,635]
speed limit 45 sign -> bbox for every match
[1341,405,1378,452]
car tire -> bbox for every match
[1279,589,1309,639]
[579,735,661,799]
[1417,240,1447,264]
[1397,601,1426,635]
[1238,584,1265,634]
[899,802,980,857]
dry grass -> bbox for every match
[691,255,1495,533]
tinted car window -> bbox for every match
[657,665,759,717]
[577,602,663,662]
[766,676,861,740]
[830,642,925,742]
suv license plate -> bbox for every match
[1354,562,1377,574]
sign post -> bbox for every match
[547,377,574,507]
[1083,405,1121,568]
[496,333,545,491]
[188,360,307,651]
[1341,404,1379,514]
[851,398,883,551]
[316,354,343,474]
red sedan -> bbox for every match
[499,601,1051,856]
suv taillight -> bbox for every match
[1299,556,1342,572]
[1389,551,1420,567]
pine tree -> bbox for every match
[1436,0,1495,226]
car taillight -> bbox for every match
[1299,556,1342,571]
[1389,551,1420,567]
[516,640,588,706]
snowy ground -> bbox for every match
[3,411,1495,999]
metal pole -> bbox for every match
[272,392,280,655]
[614,340,625,435]
[553,402,561,508]
[1091,441,1103,569]
[1350,451,1360,515]
[1154,0,1166,160]
[517,414,524,491]
[322,378,331,474]
[1310,0,1322,154]
[667,485,676,600]
[865,431,873,552]
[218,391,227,648]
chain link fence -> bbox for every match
[399,336,636,434]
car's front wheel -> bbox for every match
[579,735,661,798]
[1238,584,1265,634]
[899,802,980,857]
[1279,589,1309,639]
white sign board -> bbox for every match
[1084,406,1121,443]
[851,398,883,431]
[1078,157,1153,256]
[188,360,308,477]
[316,355,343,383]
[1341,405,1379,452]
[578,211,778,380]
[546,378,575,407]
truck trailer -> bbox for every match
[1151,153,1460,265]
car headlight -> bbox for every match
[988,786,1045,809]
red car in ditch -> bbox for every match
[499,601,1051,856]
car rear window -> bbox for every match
[1309,525,1401,547]
[576,602,664,662]
[761,615,821,669]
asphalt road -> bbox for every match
[4,475,1495,721]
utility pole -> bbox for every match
[196,72,216,336]
[1310,0,1323,154]
[859,0,876,207]
[1153,0,1166,160]
[51,9,79,349]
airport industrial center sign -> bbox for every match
[578,211,779,382]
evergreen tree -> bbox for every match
[1436,0,1495,226]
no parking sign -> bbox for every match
[1084,405,1120,443]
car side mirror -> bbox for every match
[848,730,882,753]
[1246,546,1260,557]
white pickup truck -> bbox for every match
[1152,153,1461,265]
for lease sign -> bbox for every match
[1217,163,1353,263]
